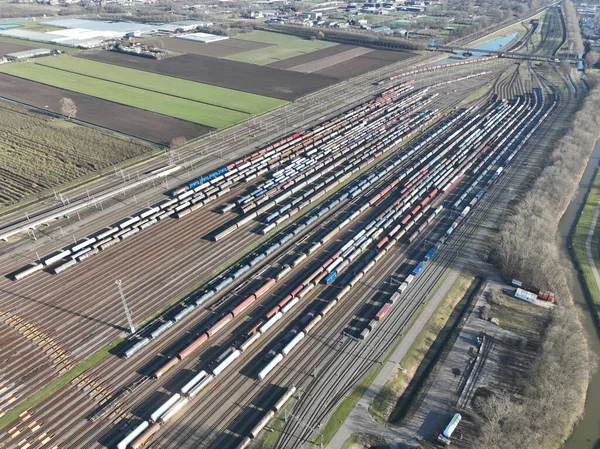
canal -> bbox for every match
[435,32,519,65]
[559,139,600,449]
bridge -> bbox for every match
[428,45,583,62]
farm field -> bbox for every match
[149,36,271,58]
[76,50,337,101]
[315,49,415,80]
[267,44,362,69]
[0,74,210,144]
[0,41,35,55]
[37,56,287,115]
[0,62,250,128]
[0,101,152,208]
[0,36,78,54]
[226,30,338,65]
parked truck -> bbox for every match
[434,413,461,446]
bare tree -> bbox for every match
[563,0,584,55]
[169,136,187,149]
[585,50,599,69]
[59,97,77,119]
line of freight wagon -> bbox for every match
[120,105,476,361]
[12,80,418,281]
[116,89,550,449]
[249,93,541,379]
[217,70,493,241]
[128,97,506,366]
[376,55,498,86]
[347,90,553,338]
[117,382,296,449]
[14,69,493,281]
[122,90,528,364]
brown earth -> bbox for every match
[0,74,211,144]
[288,47,374,73]
[0,41,35,55]
[314,49,415,80]
[267,44,360,69]
[147,36,271,58]
[76,50,337,101]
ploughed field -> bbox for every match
[75,50,338,101]
[0,56,287,129]
[0,101,154,208]
[0,41,35,54]
[147,37,271,58]
[0,74,210,144]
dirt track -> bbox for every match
[150,37,271,58]
[0,74,211,144]
[76,50,337,101]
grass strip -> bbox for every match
[369,273,476,424]
[0,63,249,128]
[385,277,482,425]
[37,56,286,115]
[571,167,600,324]
[320,270,453,445]
[226,30,337,65]
[0,338,123,432]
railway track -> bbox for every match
[110,78,552,449]
[0,25,573,447]
[0,66,506,448]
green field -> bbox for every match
[226,30,337,65]
[37,56,286,115]
[0,62,252,128]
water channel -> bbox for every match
[434,32,519,65]
[559,139,600,449]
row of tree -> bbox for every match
[479,75,600,449]
[563,0,585,54]
[264,24,426,51]
[473,307,591,448]
[496,76,600,296]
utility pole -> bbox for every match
[115,279,135,334]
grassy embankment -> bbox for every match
[317,270,474,445]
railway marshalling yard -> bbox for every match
[0,10,578,449]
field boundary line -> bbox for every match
[35,62,257,115]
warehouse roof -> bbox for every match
[5,48,51,59]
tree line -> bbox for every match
[563,0,585,55]
[473,307,591,448]
[263,24,426,52]
[476,75,600,449]
[496,76,600,295]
